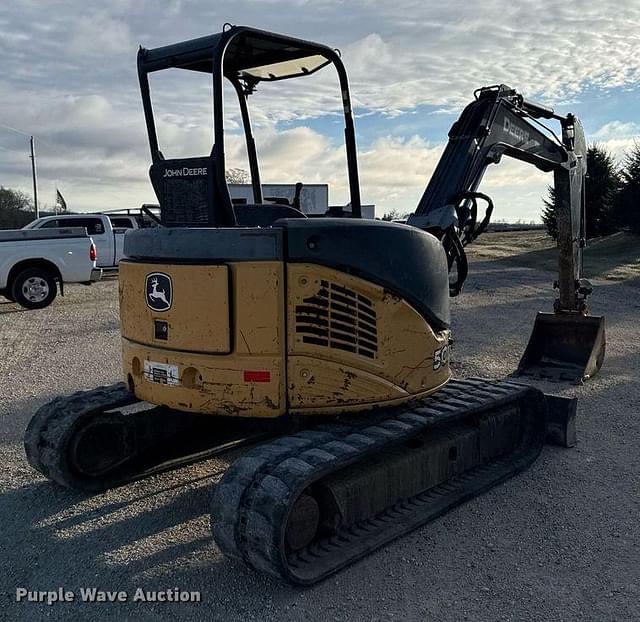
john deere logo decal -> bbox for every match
[146,273,172,311]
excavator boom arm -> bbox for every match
[413,85,567,224]
[408,84,587,313]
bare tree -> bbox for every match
[0,187,34,229]
[225,168,251,184]
[381,208,406,221]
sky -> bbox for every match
[0,1,639,221]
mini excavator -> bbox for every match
[25,26,605,584]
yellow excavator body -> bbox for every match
[119,259,450,417]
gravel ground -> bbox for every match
[1,258,639,622]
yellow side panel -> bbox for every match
[123,340,283,417]
[287,264,450,413]
[287,356,426,413]
[121,261,286,417]
[232,262,284,355]
[119,261,230,354]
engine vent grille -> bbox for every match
[295,280,378,359]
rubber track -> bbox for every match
[24,382,139,489]
[211,378,548,584]
[24,383,283,491]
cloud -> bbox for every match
[594,138,639,163]
[337,2,640,114]
[229,127,552,221]
[67,14,132,58]
[0,0,638,219]
[588,120,639,161]
[592,121,640,140]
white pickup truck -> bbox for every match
[0,227,101,309]
[23,213,137,270]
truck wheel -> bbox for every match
[11,268,57,309]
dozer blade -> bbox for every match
[516,312,605,382]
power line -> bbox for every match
[0,122,31,137]
[0,124,41,215]
[0,123,67,158]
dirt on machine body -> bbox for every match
[25,25,600,584]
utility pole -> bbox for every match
[29,135,39,218]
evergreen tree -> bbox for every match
[584,144,619,237]
[541,144,620,240]
[615,142,640,234]
[541,185,558,239]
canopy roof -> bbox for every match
[138,26,335,82]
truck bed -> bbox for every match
[0,227,89,242]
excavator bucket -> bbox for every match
[516,312,606,382]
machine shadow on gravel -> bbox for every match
[3,477,216,565]
[2,476,310,600]
[3,504,307,622]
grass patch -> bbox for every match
[469,230,640,283]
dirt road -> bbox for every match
[1,251,638,621]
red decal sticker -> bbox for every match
[244,371,271,383]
